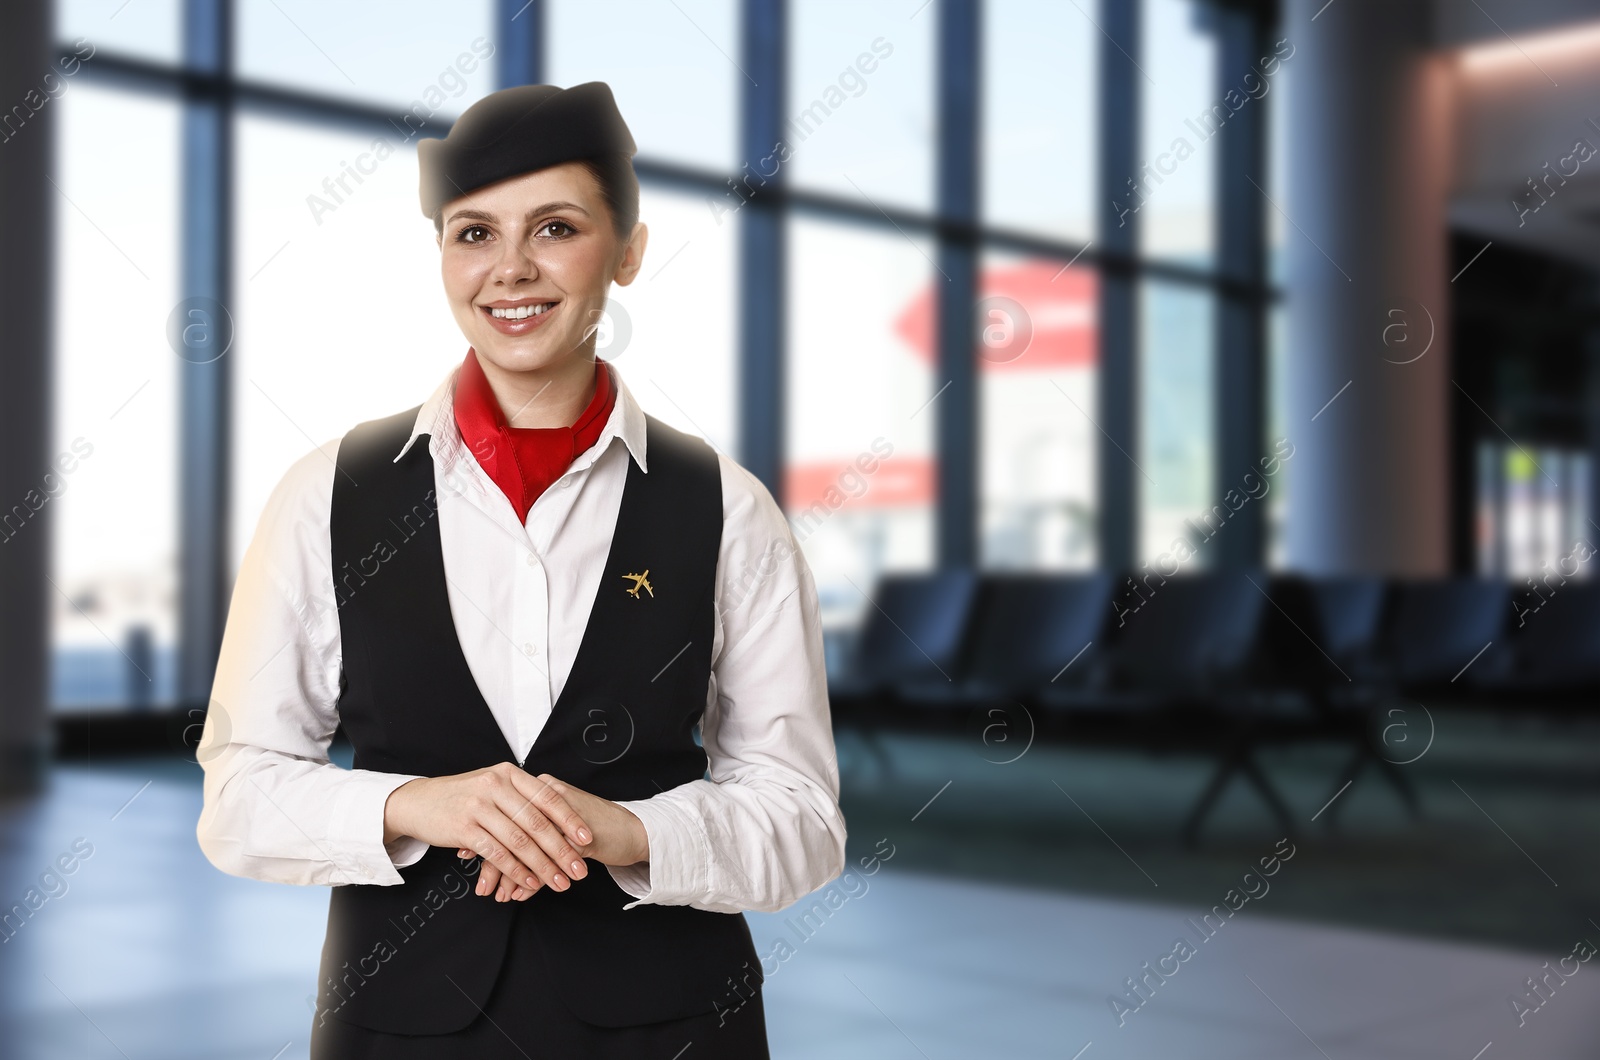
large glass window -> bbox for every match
[51,84,182,709]
[1266,40,1291,288]
[236,1,497,113]
[982,0,1097,245]
[785,214,935,630]
[600,184,738,452]
[1138,280,1215,568]
[230,113,464,577]
[1138,0,1217,268]
[548,0,738,174]
[786,0,934,215]
[57,0,181,65]
[978,248,1098,570]
[52,0,1278,707]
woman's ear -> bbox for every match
[612,222,648,287]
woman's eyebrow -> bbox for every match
[444,201,592,226]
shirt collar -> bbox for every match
[394,355,648,475]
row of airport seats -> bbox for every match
[825,569,1599,844]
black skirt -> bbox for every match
[309,897,771,1060]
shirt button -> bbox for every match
[523,642,538,656]
[558,477,572,488]
[525,553,537,566]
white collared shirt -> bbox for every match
[195,359,846,914]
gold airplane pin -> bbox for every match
[621,569,653,599]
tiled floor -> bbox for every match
[0,759,1595,1058]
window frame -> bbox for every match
[56,0,1279,710]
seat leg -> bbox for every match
[1181,741,1246,848]
[856,722,894,780]
[1319,744,1370,829]
[1372,754,1423,820]
[1237,750,1297,839]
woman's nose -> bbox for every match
[494,238,538,282]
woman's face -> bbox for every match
[436,162,646,376]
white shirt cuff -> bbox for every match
[385,835,430,870]
[325,771,427,886]
[607,796,709,908]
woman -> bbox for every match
[196,81,846,1058]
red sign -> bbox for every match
[893,259,1098,370]
[784,455,933,513]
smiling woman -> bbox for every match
[434,179,642,393]
[196,81,845,1060]
[431,171,643,427]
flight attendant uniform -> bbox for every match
[195,81,845,1060]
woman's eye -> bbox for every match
[457,224,490,243]
[538,220,575,239]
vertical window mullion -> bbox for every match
[1096,0,1140,573]
[738,0,786,496]
[1213,2,1268,569]
[495,0,544,87]
[177,0,234,709]
[935,0,981,568]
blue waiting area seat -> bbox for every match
[1470,578,1600,707]
[826,568,1591,845]
[1383,578,1512,694]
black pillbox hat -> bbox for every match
[417,81,637,220]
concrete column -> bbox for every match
[1282,0,1454,575]
[0,1,54,793]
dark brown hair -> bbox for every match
[433,153,639,244]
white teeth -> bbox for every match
[489,302,556,320]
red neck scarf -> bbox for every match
[452,347,616,523]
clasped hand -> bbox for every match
[382,762,648,902]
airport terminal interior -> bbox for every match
[1,1,1598,1057]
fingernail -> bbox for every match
[526,876,537,887]
[570,860,584,876]
[577,828,591,843]
[554,874,568,889]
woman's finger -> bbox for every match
[475,859,502,897]
[474,810,569,892]
[491,784,590,884]
[508,771,594,851]
[460,769,581,890]
[469,857,539,901]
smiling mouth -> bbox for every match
[484,302,558,320]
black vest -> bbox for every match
[314,405,762,1035]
